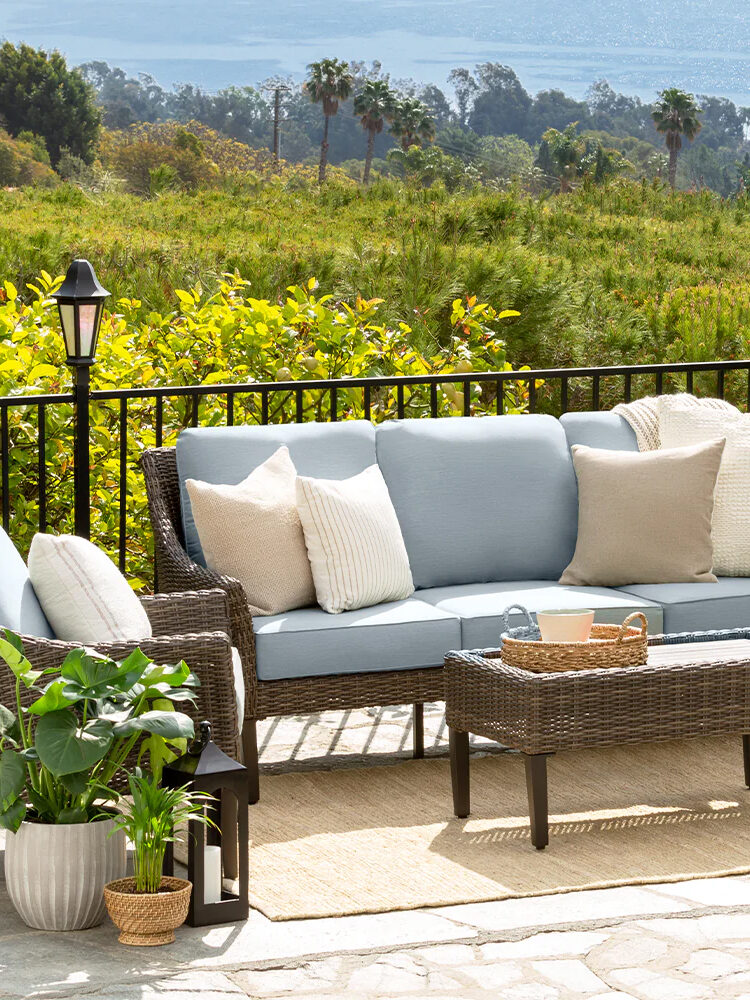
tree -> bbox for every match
[389,97,436,151]
[448,68,478,127]
[353,79,395,183]
[0,43,100,164]
[539,122,585,192]
[468,64,532,137]
[651,88,702,189]
[304,58,354,183]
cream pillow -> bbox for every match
[28,534,153,642]
[186,446,315,616]
[296,464,415,614]
[659,397,750,575]
[560,438,725,587]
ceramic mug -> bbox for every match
[536,609,595,643]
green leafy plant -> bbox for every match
[107,769,214,893]
[0,632,197,831]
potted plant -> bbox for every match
[103,769,213,945]
[0,632,198,931]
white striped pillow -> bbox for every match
[295,465,414,614]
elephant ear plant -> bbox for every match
[0,630,199,831]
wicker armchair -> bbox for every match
[141,447,445,802]
[0,589,241,765]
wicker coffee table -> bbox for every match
[445,630,750,850]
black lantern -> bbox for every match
[163,722,249,926]
[51,258,110,366]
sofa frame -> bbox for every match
[141,447,438,803]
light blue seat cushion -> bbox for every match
[0,528,53,638]
[618,579,750,634]
[176,421,376,564]
[559,411,638,452]
[253,598,460,681]
[376,416,579,589]
[417,581,663,649]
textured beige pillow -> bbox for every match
[659,397,750,576]
[296,464,415,614]
[560,438,725,587]
[186,446,316,616]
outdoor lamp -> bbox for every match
[51,258,110,365]
[163,721,249,927]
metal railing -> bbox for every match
[2,358,749,581]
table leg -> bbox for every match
[449,728,470,818]
[743,734,750,788]
[413,702,425,759]
[524,753,552,850]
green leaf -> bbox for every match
[0,704,19,744]
[0,750,25,810]
[0,798,26,832]
[35,710,114,777]
[0,636,41,688]
[60,770,88,796]
[28,680,77,716]
[113,710,194,741]
[57,807,88,825]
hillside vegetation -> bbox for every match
[3,175,750,374]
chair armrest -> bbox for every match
[140,589,231,638]
[2,632,240,760]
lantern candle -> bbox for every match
[204,845,222,905]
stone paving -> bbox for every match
[1,703,750,999]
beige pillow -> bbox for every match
[560,438,725,587]
[659,397,750,576]
[186,446,316,617]
[296,464,415,614]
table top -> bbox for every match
[648,638,750,666]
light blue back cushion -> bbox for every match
[176,421,377,564]
[376,415,579,589]
[559,411,638,452]
[0,528,54,638]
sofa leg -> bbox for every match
[413,702,425,759]
[242,719,260,805]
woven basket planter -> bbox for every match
[499,611,649,673]
[104,876,192,946]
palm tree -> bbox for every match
[353,79,395,184]
[389,97,436,152]
[304,58,354,184]
[651,88,702,189]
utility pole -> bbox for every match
[263,84,290,168]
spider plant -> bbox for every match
[108,769,215,893]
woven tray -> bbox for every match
[499,610,649,673]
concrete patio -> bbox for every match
[2,702,749,999]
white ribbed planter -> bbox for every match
[4,817,127,931]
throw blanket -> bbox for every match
[613,393,737,451]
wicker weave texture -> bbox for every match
[140,447,446,724]
[445,632,750,755]
[103,876,191,946]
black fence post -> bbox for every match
[72,363,91,539]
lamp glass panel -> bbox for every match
[77,303,99,356]
[58,304,77,358]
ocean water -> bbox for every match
[3,0,750,104]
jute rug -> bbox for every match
[248,735,750,921]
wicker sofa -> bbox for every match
[142,410,750,801]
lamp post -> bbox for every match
[51,259,110,539]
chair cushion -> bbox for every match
[617,578,750,633]
[416,580,663,648]
[560,411,639,452]
[28,534,153,643]
[177,421,377,564]
[376,415,579,589]
[253,598,460,681]
[0,527,53,638]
